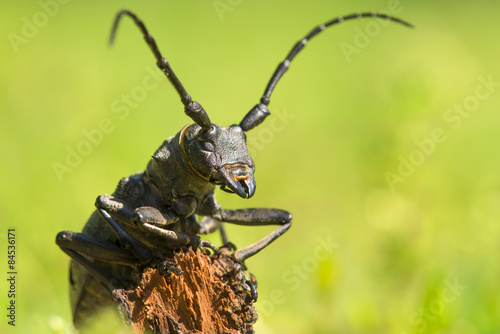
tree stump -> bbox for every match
[113,247,258,333]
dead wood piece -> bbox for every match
[113,248,257,333]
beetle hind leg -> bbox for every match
[56,231,139,290]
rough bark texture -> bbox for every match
[113,248,258,333]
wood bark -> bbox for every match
[113,248,258,333]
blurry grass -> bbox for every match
[1,0,500,333]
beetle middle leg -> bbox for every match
[215,208,292,262]
[203,208,290,302]
[198,216,233,249]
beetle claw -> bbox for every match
[199,239,220,256]
[152,258,183,277]
[224,241,238,252]
[233,263,258,303]
[241,279,258,303]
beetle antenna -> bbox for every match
[240,12,413,132]
[110,10,212,131]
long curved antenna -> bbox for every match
[240,12,414,132]
[110,10,212,131]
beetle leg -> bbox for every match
[138,221,220,256]
[131,205,220,255]
[244,274,258,303]
[150,258,184,277]
[56,231,137,289]
[199,239,220,256]
[96,207,153,264]
[198,216,221,234]
[96,194,220,256]
[216,208,292,262]
[233,262,258,303]
[198,216,234,252]
[95,195,158,264]
[219,224,231,248]
[56,231,137,264]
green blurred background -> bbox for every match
[1,0,499,333]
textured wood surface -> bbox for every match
[113,248,257,333]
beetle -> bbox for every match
[56,9,412,327]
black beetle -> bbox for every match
[56,10,412,327]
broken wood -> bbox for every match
[113,247,258,333]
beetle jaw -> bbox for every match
[217,164,256,199]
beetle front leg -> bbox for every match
[133,207,220,255]
[216,208,292,262]
[97,194,219,254]
[96,195,191,250]
[129,204,218,255]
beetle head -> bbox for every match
[113,9,414,202]
[180,122,256,199]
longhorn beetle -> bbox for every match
[56,9,413,327]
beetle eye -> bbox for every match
[199,140,214,152]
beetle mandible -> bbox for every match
[56,9,413,326]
